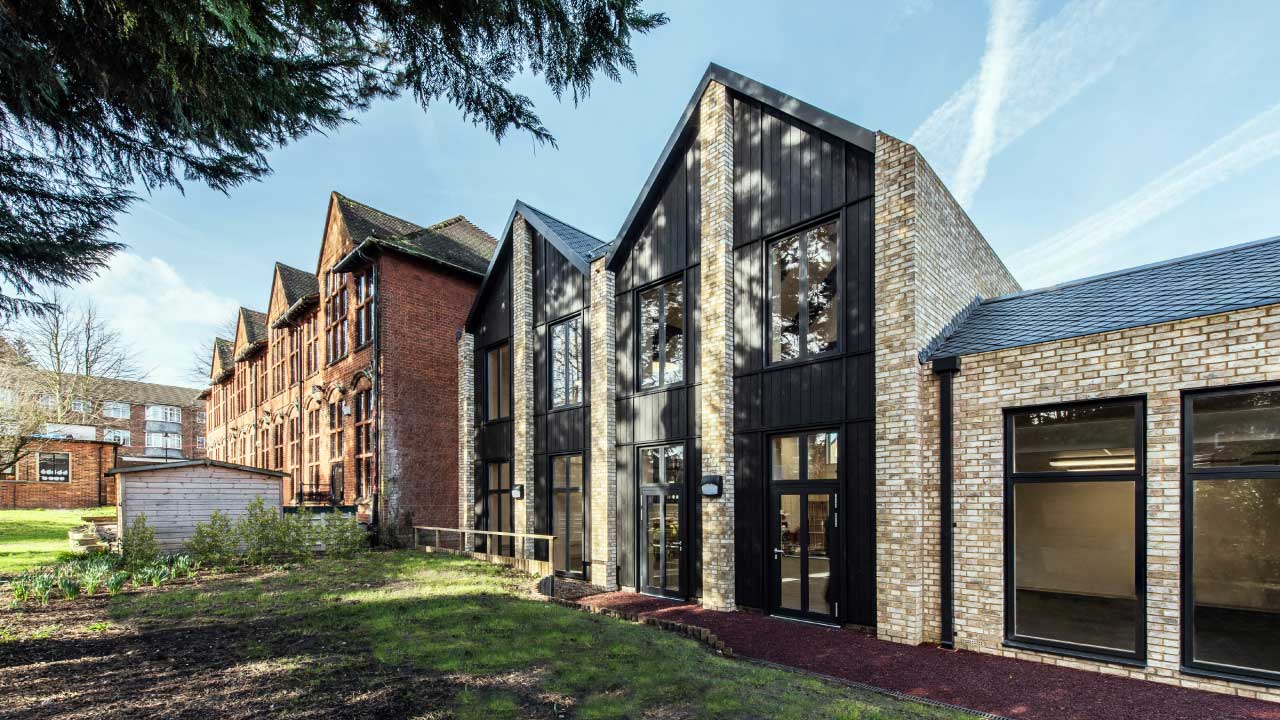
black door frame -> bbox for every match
[770,483,840,623]
[637,442,687,599]
[549,452,587,579]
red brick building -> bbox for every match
[204,192,495,541]
[0,437,119,509]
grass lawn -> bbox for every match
[1,551,972,719]
[0,506,113,575]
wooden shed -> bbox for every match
[109,459,287,551]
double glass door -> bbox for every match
[772,488,838,621]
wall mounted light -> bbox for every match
[511,484,525,500]
[700,475,723,498]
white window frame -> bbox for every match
[71,398,90,413]
[103,429,131,445]
[103,401,130,419]
[38,394,56,411]
[146,405,183,423]
[196,436,206,449]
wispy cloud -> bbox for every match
[911,0,1154,205]
[948,0,1032,206]
[73,253,239,386]
[1010,101,1280,287]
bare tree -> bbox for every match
[0,294,147,474]
[185,314,240,386]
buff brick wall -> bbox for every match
[945,304,1280,701]
[588,257,619,589]
[698,81,736,612]
[873,132,1020,645]
[509,216,537,553]
[457,331,476,544]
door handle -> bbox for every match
[772,548,784,558]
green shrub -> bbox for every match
[10,575,30,603]
[105,572,129,596]
[30,574,54,606]
[237,498,312,564]
[56,575,79,600]
[121,514,161,569]
[186,510,239,569]
[80,567,106,596]
[170,554,197,578]
[312,513,366,558]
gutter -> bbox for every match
[931,354,961,649]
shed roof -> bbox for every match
[108,458,289,477]
[926,235,1280,360]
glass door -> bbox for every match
[772,489,838,621]
[638,443,685,598]
[551,454,586,578]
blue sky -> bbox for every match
[77,0,1280,385]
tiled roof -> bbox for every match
[0,364,203,407]
[367,216,497,276]
[239,308,268,346]
[519,203,611,262]
[334,193,424,241]
[927,236,1280,360]
[213,338,234,371]
[275,262,318,306]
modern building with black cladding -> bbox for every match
[457,63,1280,701]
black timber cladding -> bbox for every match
[729,90,877,625]
[614,133,704,594]
[926,235,1280,360]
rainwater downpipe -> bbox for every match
[932,355,961,650]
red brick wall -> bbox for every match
[0,439,119,509]
[378,255,480,539]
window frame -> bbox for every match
[103,429,130,446]
[102,401,130,419]
[325,270,350,364]
[354,268,375,349]
[549,452,588,578]
[354,388,375,498]
[549,314,585,409]
[764,215,842,367]
[1002,395,1148,666]
[1181,382,1280,687]
[483,341,512,421]
[482,460,515,556]
[37,452,71,483]
[634,274,687,393]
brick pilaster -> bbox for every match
[698,80,736,612]
[510,215,537,554]
[457,331,476,549]
[588,257,618,589]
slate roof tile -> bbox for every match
[927,236,1280,360]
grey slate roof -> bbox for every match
[239,308,268,347]
[1,364,203,407]
[275,262,318,306]
[334,193,424,241]
[519,202,610,262]
[927,236,1280,360]
[213,338,234,371]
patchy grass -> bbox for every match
[105,551,971,719]
[0,507,113,574]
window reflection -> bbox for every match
[768,220,839,363]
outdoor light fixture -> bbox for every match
[511,484,525,500]
[700,475,723,498]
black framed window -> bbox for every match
[638,277,684,390]
[551,454,586,577]
[485,342,511,420]
[37,452,70,483]
[1183,384,1280,683]
[483,461,514,556]
[1005,398,1145,662]
[767,219,839,364]
[550,316,583,408]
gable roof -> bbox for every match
[276,262,318,306]
[233,308,268,362]
[926,236,1280,361]
[465,201,608,329]
[333,192,424,241]
[606,63,875,271]
[269,263,320,329]
[331,211,497,278]
[212,337,234,382]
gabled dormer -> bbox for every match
[317,192,425,278]
[210,338,234,384]
[267,262,319,330]
[232,307,268,363]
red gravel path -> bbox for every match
[580,592,1280,720]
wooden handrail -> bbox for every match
[412,525,555,541]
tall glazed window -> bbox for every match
[550,315,583,408]
[1005,398,1145,661]
[1184,384,1280,683]
[637,277,684,390]
[767,219,839,364]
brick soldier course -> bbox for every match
[455,63,1280,702]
